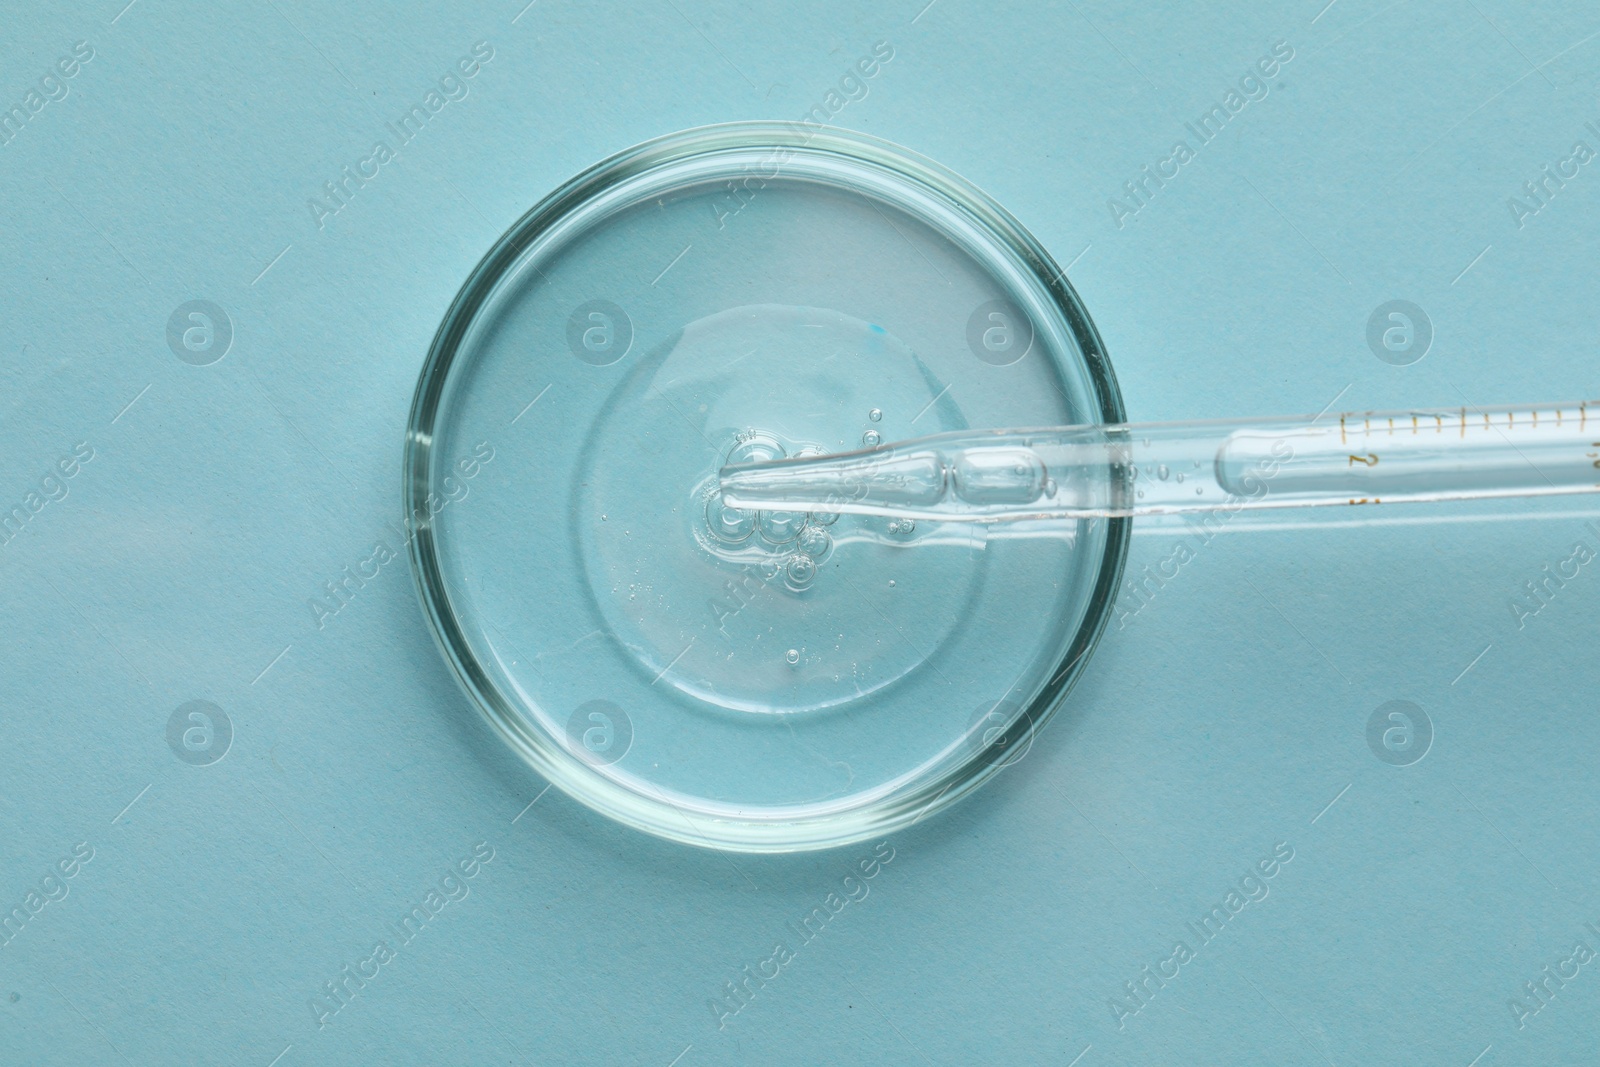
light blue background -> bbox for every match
[3,1,1600,1063]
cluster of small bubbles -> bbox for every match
[758,509,805,544]
[784,554,817,591]
[786,648,801,665]
[868,408,883,422]
[887,519,916,535]
[861,429,882,447]
[700,433,856,599]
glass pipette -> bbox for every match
[719,401,1600,522]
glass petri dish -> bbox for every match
[405,122,1129,852]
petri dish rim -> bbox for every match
[404,121,1132,852]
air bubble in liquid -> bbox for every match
[726,435,786,467]
[784,554,817,591]
[797,525,832,559]
[1157,465,1170,480]
[862,429,882,447]
[705,495,756,543]
[868,408,883,422]
[758,510,805,544]
[786,648,800,665]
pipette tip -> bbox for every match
[719,446,946,514]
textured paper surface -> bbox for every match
[3,2,1599,1063]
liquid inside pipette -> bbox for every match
[719,401,1600,523]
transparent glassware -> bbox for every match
[720,402,1600,522]
[404,122,1128,852]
